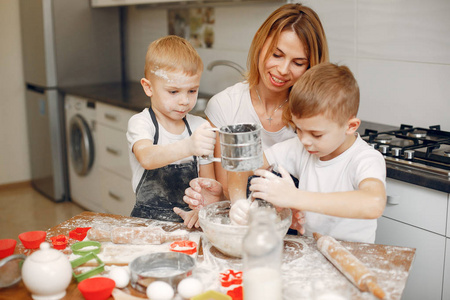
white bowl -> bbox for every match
[198,201,291,258]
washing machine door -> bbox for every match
[69,114,94,176]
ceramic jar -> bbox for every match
[22,242,72,300]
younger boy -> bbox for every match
[126,35,216,227]
[248,63,386,243]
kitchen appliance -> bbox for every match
[19,0,121,202]
[361,124,450,178]
[65,95,102,212]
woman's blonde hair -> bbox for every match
[144,35,203,78]
[289,63,360,126]
[246,3,329,89]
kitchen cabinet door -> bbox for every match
[375,216,445,300]
[443,238,450,300]
[97,124,132,179]
[100,169,135,216]
[383,178,447,235]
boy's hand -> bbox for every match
[183,177,223,209]
[173,207,200,228]
[249,165,296,208]
[290,209,306,235]
[229,199,251,225]
[188,122,216,157]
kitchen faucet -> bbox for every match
[207,60,245,77]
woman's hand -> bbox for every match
[183,178,224,209]
[188,122,216,157]
[173,207,200,228]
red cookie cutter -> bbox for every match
[50,235,69,250]
[220,269,243,288]
[227,286,243,300]
[69,227,91,241]
[169,240,197,255]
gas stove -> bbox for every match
[361,124,450,178]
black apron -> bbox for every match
[131,107,198,222]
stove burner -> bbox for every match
[374,134,392,144]
[407,130,427,139]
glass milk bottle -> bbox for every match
[243,208,283,300]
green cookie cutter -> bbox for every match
[71,241,101,255]
[70,252,105,282]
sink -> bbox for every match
[190,93,212,117]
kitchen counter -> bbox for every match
[4,212,415,300]
[60,82,449,193]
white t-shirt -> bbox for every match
[264,134,386,243]
[127,108,210,192]
[205,82,297,150]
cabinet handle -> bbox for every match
[387,195,400,205]
[106,147,120,155]
[104,113,117,121]
[108,191,122,201]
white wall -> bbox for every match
[125,0,450,130]
[0,0,30,185]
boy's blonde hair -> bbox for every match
[144,35,203,79]
[289,63,359,126]
[247,3,329,90]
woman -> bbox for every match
[182,3,329,230]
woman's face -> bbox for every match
[258,30,309,94]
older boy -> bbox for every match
[249,63,386,243]
[127,36,216,227]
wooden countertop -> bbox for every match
[1,212,416,300]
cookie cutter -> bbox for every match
[71,241,101,255]
[70,252,105,282]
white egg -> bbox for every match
[177,277,204,299]
[109,267,130,289]
[146,281,174,300]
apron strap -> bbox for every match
[148,106,197,163]
[148,106,160,145]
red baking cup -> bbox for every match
[69,227,91,241]
[18,231,47,249]
[0,239,17,259]
[78,277,115,300]
[169,240,197,255]
[50,235,69,250]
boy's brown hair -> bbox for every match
[288,63,360,126]
[144,35,203,79]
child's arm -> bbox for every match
[227,155,271,204]
[250,166,386,219]
[133,122,215,170]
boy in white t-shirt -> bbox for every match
[245,63,387,243]
[126,36,216,228]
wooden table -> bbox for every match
[0,212,415,300]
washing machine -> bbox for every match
[65,95,103,212]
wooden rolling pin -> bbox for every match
[87,226,189,245]
[313,232,386,299]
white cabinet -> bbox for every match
[443,238,450,300]
[96,102,136,216]
[375,178,448,300]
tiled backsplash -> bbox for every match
[125,0,450,130]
